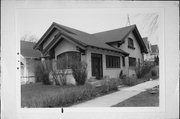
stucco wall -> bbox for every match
[86,47,124,79]
[53,39,82,84]
[54,39,78,60]
[112,32,144,77]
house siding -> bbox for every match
[54,39,78,60]
[53,39,85,84]
[86,47,124,79]
[112,32,144,77]
[20,55,36,84]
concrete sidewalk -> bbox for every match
[71,80,159,107]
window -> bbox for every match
[129,57,136,67]
[106,55,120,68]
[57,51,81,69]
[122,56,125,67]
[138,58,140,66]
[128,38,135,49]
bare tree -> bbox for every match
[21,34,38,42]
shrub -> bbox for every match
[34,61,44,82]
[106,79,119,91]
[151,70,157,77]
[121,76,137,86]
[34,60,53,85]
[135,61,154,78]
[56,57,68,85]
[71,61,87,85]
[94,79,119,95]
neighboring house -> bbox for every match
[34,22,148,84]
[143,37,153,61]
[142,37,159,62]
[151,44,159,61]
[21,40,41,84]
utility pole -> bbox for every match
[126,14,131,26]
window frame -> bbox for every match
[128,38,135,49]
[122,56,125,67]
[57,51,81,69]
[129,57,136,67]
[106,55,120,68]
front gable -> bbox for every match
[120,32,142,54]
[34,23,86,58]
[107,27,148,54]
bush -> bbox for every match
[34,60,53,85]
[71,61,87,85]
[135,62,154,78]
[94,79,119,95]
[151,70,157,77]
[121,76,137,86]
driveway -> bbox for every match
[71,80,159,107]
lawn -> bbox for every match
[21,79,119,107]
[112,87,159,107]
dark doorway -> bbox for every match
[91,53,103,79]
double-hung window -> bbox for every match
[106,55,120,68]
[128,38,135,49]
[129,57,136,67]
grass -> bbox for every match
[112,86,159,107]
[21,79,119,107]
[21,83,93,107]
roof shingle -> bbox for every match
[21,40,41,58]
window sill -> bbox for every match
[106,67,121,69]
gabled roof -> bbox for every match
[34,22,148,56]
[34,22,129,56]
[21,40,41,58]
[93,25,135,43]
[151,45,159,54]
[93,25,148,53]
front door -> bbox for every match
[91,53,103,79]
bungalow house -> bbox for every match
[21,40,41,84]
[34,22,148,84]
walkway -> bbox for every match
[71,80,159,107]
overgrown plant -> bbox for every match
[34,60,53,85]
[151,69,157,77]
[54,57,68,86]
[135,61,154,78]
[121,76,137,86]
[71,61,87,85]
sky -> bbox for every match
[17,8,160,45]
